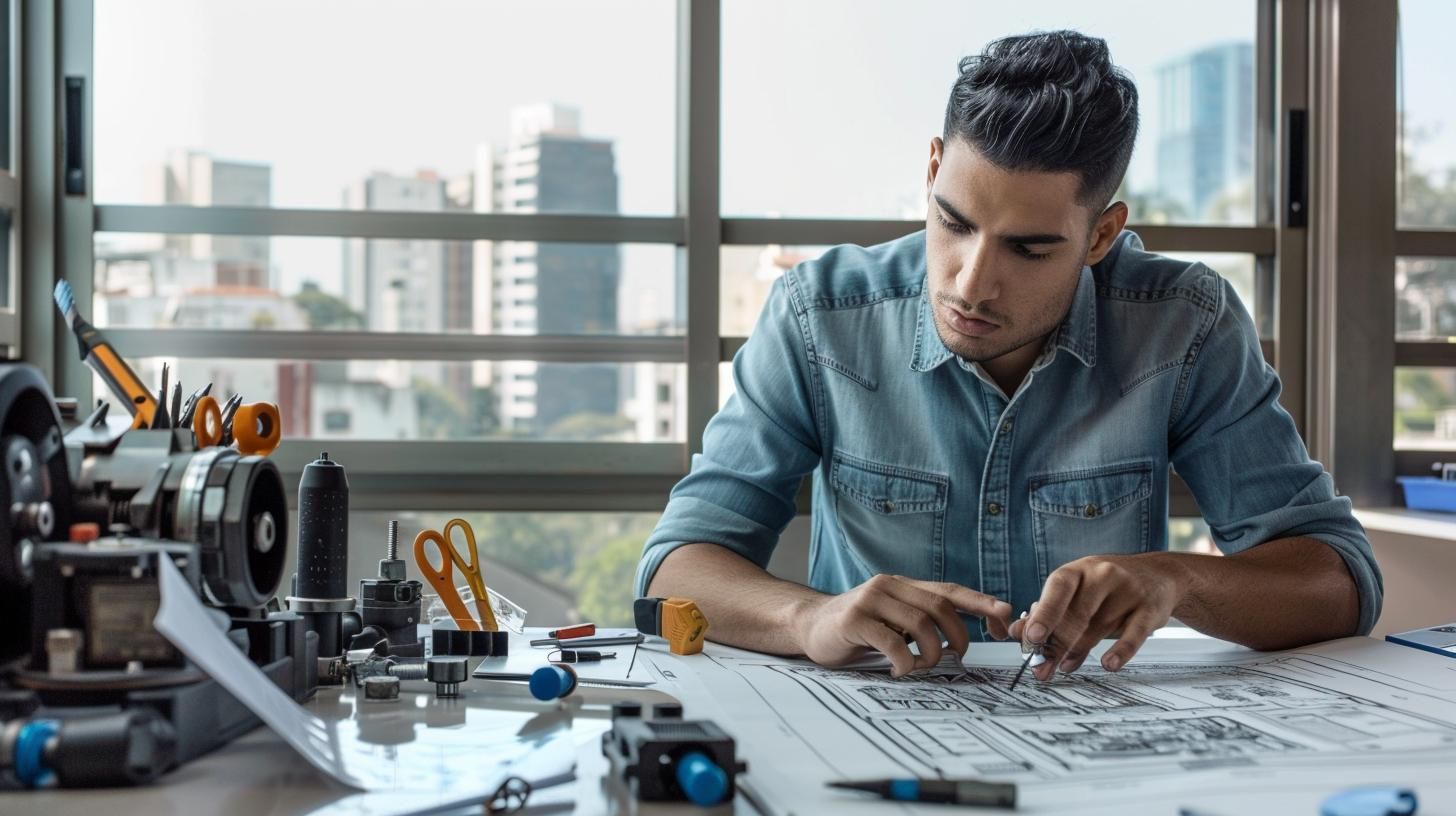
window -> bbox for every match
[1394,2,1456,474]
[722,1,1258,225]
[47,1,1284,528]
[1397,0,1456,229]
[93,0,676,215]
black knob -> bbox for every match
[427,656,468,698]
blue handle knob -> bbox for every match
[529,664,577,700]
[676,750,729,806]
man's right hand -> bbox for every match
[791,574,1013,677]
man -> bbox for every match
[636,31,1381,681]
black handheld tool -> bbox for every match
[287,452,358,660]
[350,520,425,657]
[601,702,746,806]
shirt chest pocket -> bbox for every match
[1028,461,1154,584]
[830,453,948,582]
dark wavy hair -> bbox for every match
[944,31,1139,210]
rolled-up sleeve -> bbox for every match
[1169,271,1383,635]
[634,274,824,597]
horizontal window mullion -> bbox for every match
[94,204,686,244]
[274,440,684,479]
[105,328,686,363]
[722,218,1276,255]
[1395,342,1456,368]
[720,336,746,361]
[0,173,16,210]
[1396,230,1456,258]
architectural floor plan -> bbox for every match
[643,638,1456,814]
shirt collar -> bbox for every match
[909,265,1098,374]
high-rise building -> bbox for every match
[147,149,272,288]
[1155,42,1254,221]
[342,171,447,334]
[473,104,623,435]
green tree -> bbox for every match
[570,532,646,627]
[293,281,365,330]
[414,378,466,440]
[546,411,635,441]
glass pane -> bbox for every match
[1395,367,1456,450]
[1168,517,1215,554]
[1396,257,1456,340]
[93,235,680,336]
[339,512,658,629]
[723,1,1258,224]
[99,358,685,442]
[721,244,1261,341]
[1398,0,1456,229]
[93,0,675,215]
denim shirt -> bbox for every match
[636,230,1382,638]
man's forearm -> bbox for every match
[1156,536,1362,650]
[646,543,825,656]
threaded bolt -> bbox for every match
[386,519,399,560]
[386,661,427,681]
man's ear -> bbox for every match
[926,137,944,198]
[1084,200,1130,266]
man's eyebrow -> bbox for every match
[932,194,1068,245]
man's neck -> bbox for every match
[977,340,1046,399]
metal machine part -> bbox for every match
[286,452,355,658]
[601,702,746,806]
[0,709,177,789]
[361,675,400,702]
[0,363,317,788]
[348,519,424,657]
[426,657,467,698]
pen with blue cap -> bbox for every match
[828,778,1017,808]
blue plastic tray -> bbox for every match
[1397,476,1456,512]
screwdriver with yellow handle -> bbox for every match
[54,280,159,429]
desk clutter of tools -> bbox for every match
[0,282,735,809]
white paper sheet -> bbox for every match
[153,556,575,805]
[647,637,1456,815]
[472,628,650,686]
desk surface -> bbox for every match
[4,636,1456,816]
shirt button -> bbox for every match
[882,500,895,513]
[1084,503,1099,518]
[999,420,1014,435]
[987,502,1002,516]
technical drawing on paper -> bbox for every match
[739,657,1456,784]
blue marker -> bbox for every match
[829,778,1017,808]
[1321,787,1418,816]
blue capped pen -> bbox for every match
[829,778,1017,808]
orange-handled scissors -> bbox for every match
[412,518,499,631]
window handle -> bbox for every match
[64,76,86,195]
[1285,108,1307,229]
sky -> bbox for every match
[91,0,1456,326]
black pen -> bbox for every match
[828,778,1017,808]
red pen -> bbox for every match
[547,622,596,639]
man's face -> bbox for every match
[924,138,1096,365]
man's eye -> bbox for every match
[1015,245,1051,261]
[935,212,969,234]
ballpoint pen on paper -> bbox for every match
[1010,611,1047,691]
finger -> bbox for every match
[1027,571,1081,648]
[875,596,946,669]
[892,576,1014,623]
[1101,612,1163,672]
[1008,602,1038,642]
[1056,618,1120,675]
[882,579,974,657]
[1040,582,1114,678]
[861,622,917,678]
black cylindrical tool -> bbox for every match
[286,452,356,659]
[349,519,424,657]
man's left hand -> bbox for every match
[1007,553,1191,681]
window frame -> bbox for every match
[32,0,1296,517]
